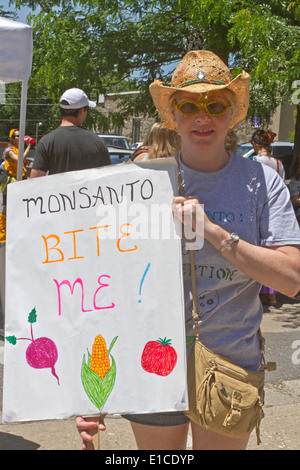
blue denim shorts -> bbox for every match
[122,411,189,427]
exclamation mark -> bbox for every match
[138,263,151,303]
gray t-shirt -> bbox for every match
[33,126,110,174]
[179,152,300,370]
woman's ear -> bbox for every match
[170,105,177,125]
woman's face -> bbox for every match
[11,131,20,146]
[171,90,233,152]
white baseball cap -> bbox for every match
[59,88,96,109]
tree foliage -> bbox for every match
[0,3,17,18]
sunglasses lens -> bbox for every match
[178,102,200,115]
[206,101,227,115]
[175,99,230,117]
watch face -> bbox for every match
[232,233,239,242]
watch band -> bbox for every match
[219,232,239,253]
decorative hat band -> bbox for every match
[177,78,226,88]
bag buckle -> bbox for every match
[224,397,242,428]
[233,391,242,402]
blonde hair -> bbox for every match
[143,122,181,160]
[9,128,18,140]
[225,131,238,153]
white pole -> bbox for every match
[17,79,28,182]
[0,243,5,327]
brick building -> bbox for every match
[97,91,156,146]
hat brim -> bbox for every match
[149,71,250,131]
[59,100,96,109]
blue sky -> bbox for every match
[1,0,31,23]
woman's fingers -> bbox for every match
[76,415,107,450]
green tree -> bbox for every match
[9,0,236,131]
[0,3,17,18]
[2,0,300,156]
[182,0,300,158]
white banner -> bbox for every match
[2,159,188,423]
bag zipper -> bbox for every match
[208,359,256,384]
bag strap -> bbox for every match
[174,153,275,370]
[174,152,200,339]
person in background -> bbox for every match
[251,129,285,179]
[0,128,31,243]
[289,156,300,225]
[30,88,110,178]
[133,122,181,162]
[251,129,285,306]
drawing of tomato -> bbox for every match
[141,337,177,376]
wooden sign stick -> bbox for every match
[85,416,100,450]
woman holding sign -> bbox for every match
[77,51,300,450]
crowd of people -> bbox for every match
[1,50,300,451]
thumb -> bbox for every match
[99,413,107,431]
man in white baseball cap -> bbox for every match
[59,88,97,109]
[31,88,110,177]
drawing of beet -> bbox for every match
[6,307,60,385]
[141,337,177,376]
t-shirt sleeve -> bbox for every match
[97,140,111,166]
[259,171,300,246]
[3,147,13,160]
[32,139,49,172]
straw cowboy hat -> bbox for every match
[149,50,250,131]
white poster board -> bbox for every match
[2,159,188,423]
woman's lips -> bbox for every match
[192,129,214,137]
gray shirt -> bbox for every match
[33,126,110,174]
[179,153,300,370]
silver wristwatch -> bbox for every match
[219,232,239,253]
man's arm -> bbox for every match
[30,168,47,178]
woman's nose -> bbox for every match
[194,108,211,121]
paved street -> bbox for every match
[0,292,299,450]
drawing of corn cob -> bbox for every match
[81,335,118,412]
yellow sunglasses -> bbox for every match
[173,99,231,117]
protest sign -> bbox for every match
[2,158,188,423]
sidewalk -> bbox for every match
[0,293,299,450]
[0,383,299,450]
